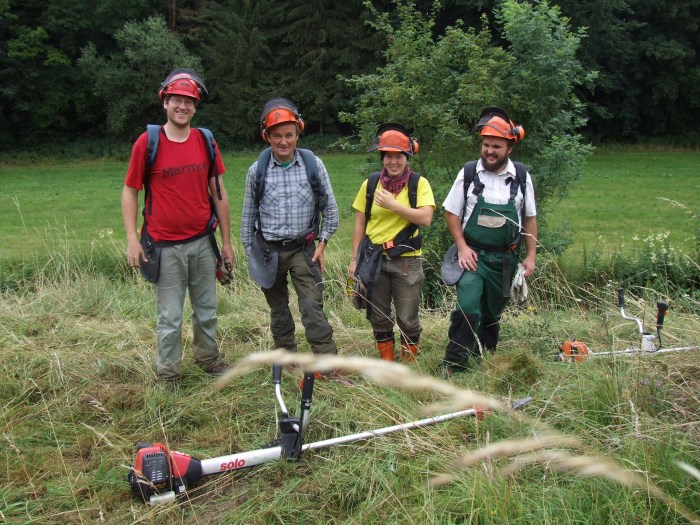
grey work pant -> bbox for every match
[369,256,424,341]
[155,236,221,380]
[262,246,337,355]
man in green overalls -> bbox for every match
[441,107,538,376]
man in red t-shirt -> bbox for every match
[121,68,234,382]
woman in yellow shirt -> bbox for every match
[349,124,435,362]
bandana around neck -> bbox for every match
[379,165,412,195]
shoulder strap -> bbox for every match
[144,125,161,216]
[461,160,479,222]
[513,161,528,240]
[196,127,222,201]
[146,125,160,172]
[363,171,423,257]
[254,147,326,234]
[297,148,326,235]
[254,148,273,208]
[407,171,419,209]
[512,161,527,206]
[365,170,420,227]
[144,126,221,210]
[364,172,381,227]
[298,148,324,197]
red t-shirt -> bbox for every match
[125,128,226,242]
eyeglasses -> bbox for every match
[168,96,196,107]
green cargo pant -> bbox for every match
[444,250,517,368]
[262,246,337,355]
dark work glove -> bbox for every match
[216,258,233,285]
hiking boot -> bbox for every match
[204,363,229,376]
[320,369,344,381]
[440,364,466,380]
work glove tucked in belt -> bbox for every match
[510,264,528,303]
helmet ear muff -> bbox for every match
[410,137,419,155]
[510,124,525,142]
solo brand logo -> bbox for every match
[219,458,246,471]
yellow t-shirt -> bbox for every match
[352,175,435,256]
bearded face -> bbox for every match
[480,136,513,173]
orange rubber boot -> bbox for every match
[401,342,419,362]
[376,340,395,362]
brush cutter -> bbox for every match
[557,288,698,362]
[129,364,532,505]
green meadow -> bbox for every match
[546,149,700,257]
[1,149,698,263]
[0,150,698,524]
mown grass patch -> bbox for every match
[1,243,699,524]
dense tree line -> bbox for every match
[2,0,699,150]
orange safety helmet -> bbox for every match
[260,98,305,141]
[158,68,208,101]
[368,123,419,156]
[472,107,525,142]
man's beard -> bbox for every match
[481,154,508,173]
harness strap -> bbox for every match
[462,160,528,244]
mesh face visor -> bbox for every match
[471,107,511,134]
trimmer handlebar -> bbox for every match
[617,287,645,335]
[272,363,282,385]
[656,301,670,330]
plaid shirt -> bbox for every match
[241,149,339,250]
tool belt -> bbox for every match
[139,220,216,284]
[248,228,324,291]
[258,227,316,252]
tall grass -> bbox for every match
[1,149,699,523]
[1,237,699,524]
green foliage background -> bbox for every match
[2,0,700,148]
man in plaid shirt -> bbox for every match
[241,98,339,356]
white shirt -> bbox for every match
[442,158,537,230]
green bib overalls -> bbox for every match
[444,187,520,369]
